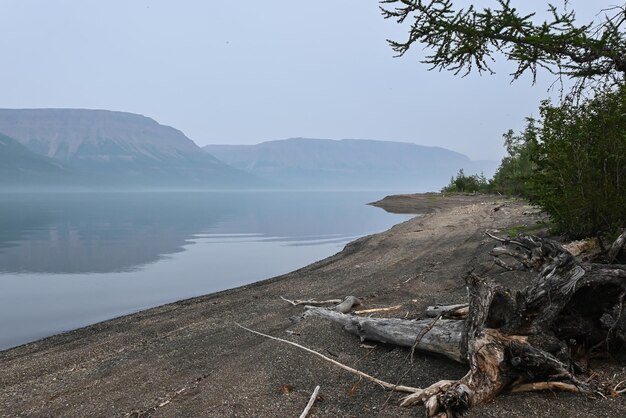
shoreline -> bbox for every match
[0,189,407,353]
[2,193,623,417]
[1,193,422,355]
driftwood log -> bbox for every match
[303,231,626,417]
[305,308,465,363]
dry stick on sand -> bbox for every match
[614,382,626,395]
[410,314,442,364]
[353,305,402,315]
[263,232,626,417]
[280,296,361,314]
[280,296,342,307]
[235,323,420,394]
[380,313,444,411]
[299,385,321,418]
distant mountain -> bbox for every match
[0,132,73,188]
[0,109,263,189]
[204,138,496,191]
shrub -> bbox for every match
[530,86,626,238]
[491,121,537,198]
[442,169,490,193]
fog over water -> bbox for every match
[0,191,413,350]
[0,0,616,353]
[0,1,614,161]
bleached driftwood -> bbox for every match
[425,304,468,319]
[354,305,402,315]
[298,232,626,417]
[332,296,362,313]
[298,385,320,418]
[280,296,342,307]
[281,295,361,313]
[304,307,465,363]
[608,228,626,262]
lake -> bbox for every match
[0,191,413,350]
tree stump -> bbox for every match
[305,232,626,417]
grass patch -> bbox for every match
[505,222,548,237]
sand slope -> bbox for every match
[1,194,624,417]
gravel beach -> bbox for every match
[1,193,624,417]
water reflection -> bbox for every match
[0,191,412,349]
[0,192,410,274]
[0,193,233,273]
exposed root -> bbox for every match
[276,232,626,416]
[510,381,581,393]
[400,380,456,406]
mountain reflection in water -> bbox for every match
[0,191,413,350]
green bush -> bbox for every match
[442,169,491,193]
[443,85,625,238]
[491,121,537,198]
[530,86,626,238]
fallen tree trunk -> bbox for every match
[304,307,465,362]
[299,233,626,417]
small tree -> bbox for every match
[381,1,626,237]
[491,120,537,196]
[531,84,626,237]
[442,168,491,192]
[317,4,626,417]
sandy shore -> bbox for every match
[1,193,624,417]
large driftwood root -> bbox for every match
[299,232,626,417]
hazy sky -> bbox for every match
[0,1,616,160]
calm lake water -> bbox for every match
[0,191,412,350]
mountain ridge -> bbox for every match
[0,132,74,187]
[0,109,496,191]
[0,109,263,189]
[0,108,209,161]
[204,137,496,191]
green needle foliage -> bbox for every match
[381,1,626,238]
[458,85,626,238]
[380,0,626,85]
